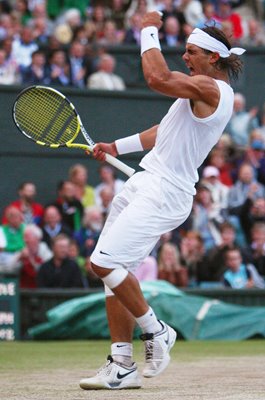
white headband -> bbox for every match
[187,28,246,58]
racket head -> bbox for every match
[12,85,80,147]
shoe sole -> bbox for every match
[143,327,177,378]
[80,379,142,390]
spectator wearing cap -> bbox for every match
[201,165,229,217]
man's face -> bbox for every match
[19,184,36,202]
[225,250,242,271]
[182,44,214,76]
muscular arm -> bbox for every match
[139,125,158,150]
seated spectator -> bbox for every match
[201,165,229,216]
[190,184,223,250]
[134,255,158,281]
[123,12,142,45]
[160,15,184,47]
[98,185,115,221]
[249,223,265,278]
[68,163,95,208]
[196,1,221,29]
[214,0,243,41]
[95,163,125,207]
[222,246,264,289]
[157,242,188,287]
[87,53,126,91]
[13,224,53,288]
[21,49,50,84]
[52,180,84,234]
[206,147,233,187]
[0,206,25,274]
[179,0,204,28]
[179,230,208,286]
[0,47,20,84]
[68,40,94,88]
[11,25,38,70]
[242,135,265,186]
[98,19,124,46]
[74,206,104,257]
[205,222,251,282]
[225,92,259,148]
[241,19,265,47]
[47,49,71,86]
[37,234,84,288]
[237,197,265,245]
[2,181,44,226]
[41,205,72,249]
[68,238,87,287]
[228,163,265,209]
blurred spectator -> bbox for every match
[160,15,183,47]
[237,197,265,245]
[123,12,142,45]
[21,49,50,84]
[37,233,84,288]
[52,180,84,234]
[98,185,115,220]
[0,47,20,84]
[29,15,51,47]
[2,182,44,226]
[68,40,94,88]
[91,4,110,41]
[0,207,25,274]
[11,25,38,69]
[84,256,104,288]
[13,0,32,26]
[222,246,264,288]
[47,1,87,20]
[159,0,187,38]
[249,222,265,278]
[179,230,208,286]
[87,53,126,90]
[225,92,259,148]
[14,224,53,288]
[201,165,229,215]
[157,242,188,287]
[206,147,233,187]
[190,184,223,250]
[214,0,243,41]
[134,255,158,281]
[95,164,125,206]
[204,221,251,282]
[179,0,204,28]
[68,238,87,286]
[242,135,265,185]
[228,163,265,209]
[125,0,156,24]
[47,49,71,86]
[68,163,95,207]
[196,1,221,29]
[110,0,131,31]
[98,20,124,46]
[41,205,72,249]
[241,19,265,47]
[74,205,104,257]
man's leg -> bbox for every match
[93,265,177,378]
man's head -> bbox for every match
[18,182,37,203]
[224,246,242,271]
[238,163,254,184]
[4,206,24,228]
[220,222,235,245]
[202,165,220,184]
[44,206,62,228]
[23,224,42,250]
[51,234,71,261]
[184,26,244,80]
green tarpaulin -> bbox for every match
[28,281,265,340]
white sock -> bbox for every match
[135,307,162,334]
[111,342,133,367]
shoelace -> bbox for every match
[97,355,113,376]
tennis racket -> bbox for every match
[12,85,135,177]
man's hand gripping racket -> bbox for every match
[12,86,135,177]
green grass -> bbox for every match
[1,339,264,373]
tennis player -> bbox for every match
[80,12,245,390]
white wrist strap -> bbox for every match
[141,26,161,56]
[115,133,143,155]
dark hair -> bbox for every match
[202,26,243,81]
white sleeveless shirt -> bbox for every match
[140,79,234,195]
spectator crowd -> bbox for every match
[0,0,265,290]
[0,0,265,88]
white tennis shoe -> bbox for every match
[141,321,177,378]
[79,355,142,390]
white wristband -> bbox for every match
[115,133,144,155]
[141,26,161,56]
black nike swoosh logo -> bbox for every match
[150,33,155,40]
[99,250,111,256]
[117,369,136,379]
[117,344,127,348]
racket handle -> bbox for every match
[105,153,135,177]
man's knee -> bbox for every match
[91,262,128,289]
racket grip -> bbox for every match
[105,153,135,177]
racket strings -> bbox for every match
[14,89,79,145]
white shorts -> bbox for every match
[91,171,193,271]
